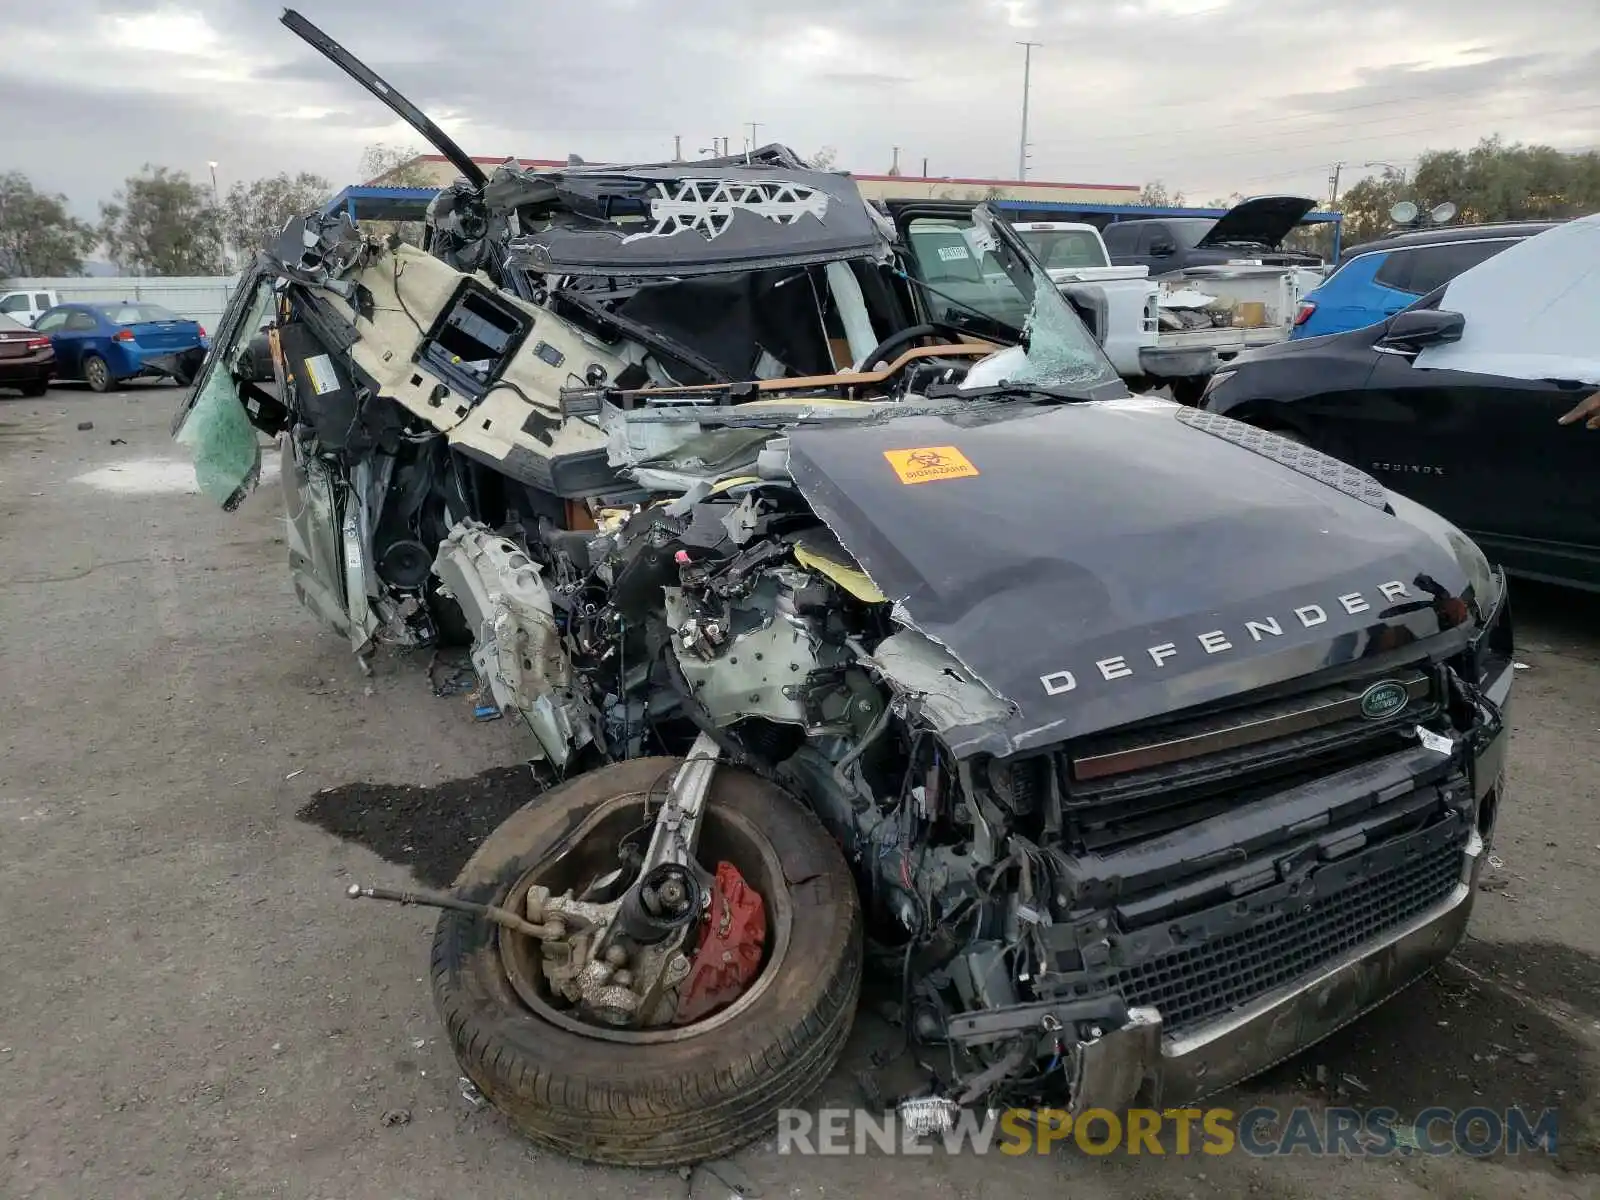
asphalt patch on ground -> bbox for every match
[297,766,545,886]
[1246,938,1600,1177]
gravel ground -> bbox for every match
[2,388,1597,1200]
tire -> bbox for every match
[82,354,114,393]
[431,755,862,1167]
[1169,376,1209,406]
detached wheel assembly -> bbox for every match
[428,743,862,1166]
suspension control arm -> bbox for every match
[346,882,573,938]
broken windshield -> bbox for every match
[906,208,1123,395]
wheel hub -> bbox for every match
[509,740,771,1033]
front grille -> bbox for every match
[1111,835,1463,1033]
[1056,666,1442,852]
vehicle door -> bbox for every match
[1340,312,1592,552]
[64,308,109,373]
[33,308,82,374]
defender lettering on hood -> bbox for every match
[1040,579,1416,695]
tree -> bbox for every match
[220,172,332,259]
[807,146,839,171]
[360,142,437,186]
[1410,136,1600,223]
[1327,138,1600,252]
[358,143,436,245]
[99,166,221,275]
[1138,180,1185,207]
[0,172,95,277]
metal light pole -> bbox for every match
[208,160,229,274]
[1016,41,1041,180]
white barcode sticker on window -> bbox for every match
[1417,727,1453,755]
[937,245,970,262]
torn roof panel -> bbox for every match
[490,159,891,277]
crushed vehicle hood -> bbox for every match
[1413,212,1600,384]
[1196,195,1317,250]
[490,158,891,278]
[787,399,1485,755]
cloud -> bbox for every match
[0,0,1596,219]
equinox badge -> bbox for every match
[1359,680,1410,720]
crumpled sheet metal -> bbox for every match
[432,521,591,765]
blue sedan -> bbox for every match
[32,301,209,392]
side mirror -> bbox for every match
[1149,239,1176,256]
[1379,308,1464,350]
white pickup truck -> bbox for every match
[0,288,60,327]
[1005,222,1159,382]
[1010,220,1311,403]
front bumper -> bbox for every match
[949,651,1513,1112]
[1067,655,1511,1111]
[1073,827,1482,1111]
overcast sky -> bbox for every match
[4,0,1599,220]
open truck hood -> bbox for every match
[787,399,1488,755]
[1413,212,1600,384]
[1197,195,1317,250]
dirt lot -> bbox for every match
[3,389,1598,1200]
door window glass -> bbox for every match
[1373,249,1419,293]
[1405,239,1518,295]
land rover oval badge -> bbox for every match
[1360,680,1409,720]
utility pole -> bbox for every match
[1327,161,1343,207]
[1016,41,1042,180]
[921,156,929,177]
[208,160,228,274]
[746,123,762,154]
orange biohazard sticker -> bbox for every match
[883,446,980,485]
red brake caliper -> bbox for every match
[673,861,766,1024]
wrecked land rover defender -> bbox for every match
[174,10,1515,1168]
